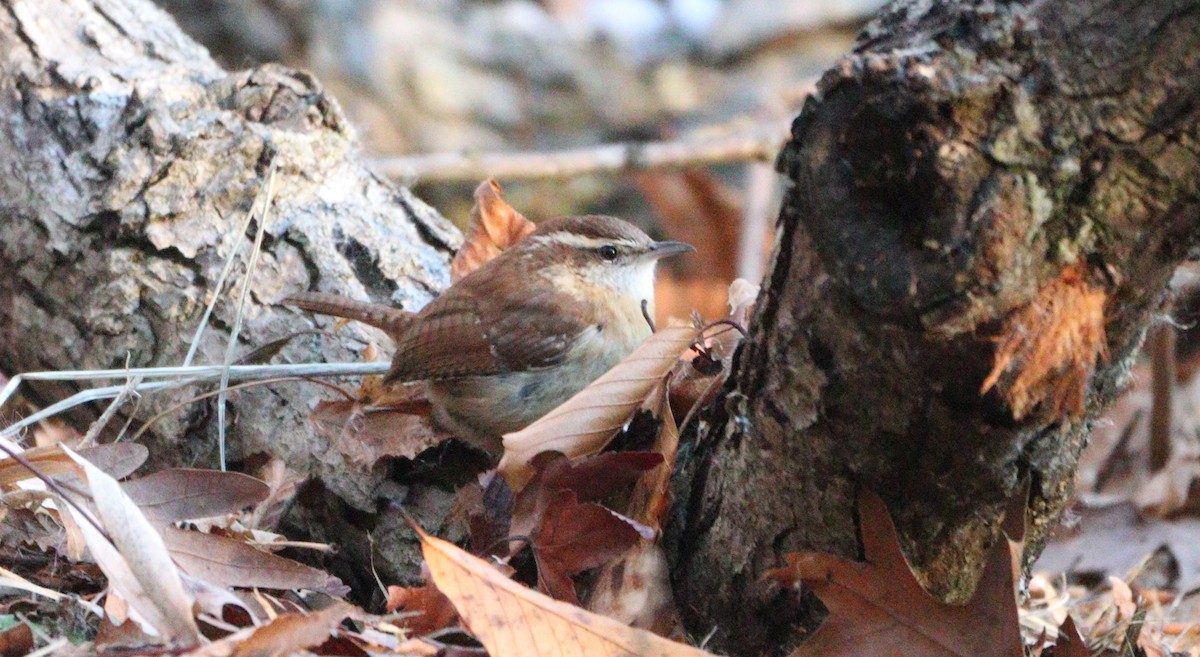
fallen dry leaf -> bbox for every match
[785,490,1023,657]
[668,280,754,422]
[186,601,355,657]
[0,442,146,487]
[309,385,447,468]
[532,489,644,604]
[62,446,200,644]
[587,541,680,636]
[451,178,537,283]
[500,324,698,490]
[0,622,32,657]
[162,526,344,593]
[386,582,459,636]
[585,388,684,634]
[1047,616,1091,657]
[510,451,663,538]
[416,525,717,657]
[122,469,269,524]
[726,278,760,327]
[981,265,1108,419]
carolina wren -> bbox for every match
[286,215,693,454]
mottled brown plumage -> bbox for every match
[286,215,692,452]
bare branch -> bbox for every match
[372,126,790,183]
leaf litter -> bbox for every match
[8,174,1151,657]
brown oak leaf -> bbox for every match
[784,490,1024,657]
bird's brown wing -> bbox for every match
[385,272,589,383]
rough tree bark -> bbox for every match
[669,0,1200,653]
[0,0,463,596]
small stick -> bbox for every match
[80,374,142,447]
[0,362,390,438]
[218,162,277,470]
[1149,324,1176,472]
[373,126,788,183]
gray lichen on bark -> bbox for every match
[0,0,460,579]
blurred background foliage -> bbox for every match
[156,0,884,320]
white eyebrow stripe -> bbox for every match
[534,232,640,250]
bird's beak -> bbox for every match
[647,240,695,259]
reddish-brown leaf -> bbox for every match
[122,468,269,524]
[385,583,459,636]
[451,178,536,283]
[0,443,146,487]
[786,490,1023,657]
[1044,616,1091,657]
[0,622,32,657]
[532,490,644,604]
[511,451,663,538]
[466,471,515,557]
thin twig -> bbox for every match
[218,162,278,471]
[373,126,788,183]
[129,375,354,443]
[0,362,390,439]
[1149,324,1176,472]
[80,374,142,447]
[182,206,257,367]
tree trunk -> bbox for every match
[0,0,463,597]
[669,0,1200,653]
[4,0,1200,653]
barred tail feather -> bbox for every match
[284,292,412,333]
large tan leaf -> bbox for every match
[162,526,343,593]
[499,325,698,490]
[62,446,200,644]
[122,469,269,524]
[418,525,718,657]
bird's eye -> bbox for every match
[599,245,619,261]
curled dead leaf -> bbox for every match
[499,324,699,490]
[532,489,644,604]
[385,583,459,636]
[451,179,537,282]
[62,446,200,644]
[187,601,356,657]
